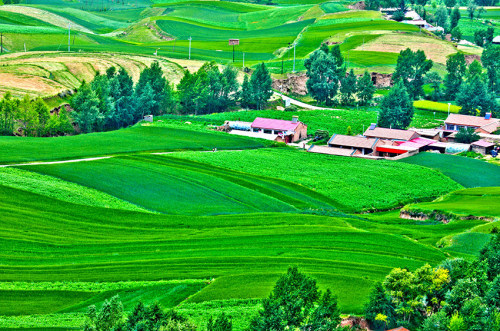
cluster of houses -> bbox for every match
[309,112,499,159]
[222,112,499,160]
[380,8,444,33]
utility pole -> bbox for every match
[281,57,284,74]
[232,43,235,62]
[292,43,296,73]
[68,23,71,52]
[188,36,192,60]
[0,33,3,54]
[243,52,245,68]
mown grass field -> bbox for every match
[400,153,500,188]
[0,125,264,164]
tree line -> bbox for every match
[365,233,500,330]
[0,93,73,137]
[71,61,273,133]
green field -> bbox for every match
[172,148,462,212]
[405,187,500,219]
[0,125,264,164]
[400,153,500,188]
[0,183,479,323]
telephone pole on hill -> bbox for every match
[68,23,71,52]
[188,36,192,60]
[292,43,296,73]
[0,33,3,54]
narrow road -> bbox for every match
[274,92,338,111]
[0,156,113,168]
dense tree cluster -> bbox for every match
[305,45,375,106]
[71,62,174,133]
[365,234,500,330]
[0,93,73,137]
[249,267,342,331]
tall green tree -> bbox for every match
[444,52,467,99]
[456,76,498,116]
[392,48,433,99]
[482,46,500,94]
[135,61,167,116]
[378,80,414,129]
[240,75,253,109]
[339,69,357,105]
[306,289,341,330]
[17,95,39,137]
[364,282,396,330]
[0,93,18,135]
[305,49,343,105]
[450,6,461,29]
[71,81,102,134]
[249,63,273,110]
[356,71,376,106]
[249,267,319,330]
[32,98,50,136]
[207,313,232,331]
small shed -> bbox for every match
[471,140,495,155]
[144,115,153,122]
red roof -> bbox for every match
[251,117,300,131]
[397,137,436,148]
[471,140,495,148]
[445,114,498,128]
[388,328,410,331]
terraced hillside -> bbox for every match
[0,0,463,76]
[0,52,184,98]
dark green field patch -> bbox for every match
[400,153,500,188]
[0,125,263,164]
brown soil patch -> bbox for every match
[355,33,457,64]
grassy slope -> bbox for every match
[0,125,264,164]
[0,167,148,212]
[21,155,339,215]
[0,184,465,316]
[405,187,500,219]
[171,148,462,212]
[400,153,500,188]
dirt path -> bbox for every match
[0,156,113,168]
[274,92,337,110]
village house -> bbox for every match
[444,113,499,134]
[225,116,307,144]
[327,134,383,155]
[250,116,307,143]
[471,140,496,155]
[363,124,420,141]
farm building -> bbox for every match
[444,113,499,134]
[250,116,307,143]
[471,140,495,155]
[327,134,383,155]
[493,36,500,44]
[363,125,420,141]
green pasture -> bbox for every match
[0,125,264,164]
[405,187,500,219]
[172,148,462,212]
[0,184,459,316]
[21,155,338,215]
[0,167,147,212]
[400,153,500,188]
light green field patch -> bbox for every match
[414,100,461,113]
[0,167,149,212]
